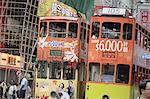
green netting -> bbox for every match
[58,0,94,22]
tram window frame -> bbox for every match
[91,22,100,39]
[80,22,83,40]
[88,63,100,82]
[123,23,133,40]
[135,29,138,44]
[116,64,130,84]
[63,62,76,80]
[37,61,48,79]
[101,22,121,39]
[49,61,61,79]
[49,22,66,38]
[40,22,47,37]
[101,63,114,83]
[80,22,87,40]
[68,22,78,38]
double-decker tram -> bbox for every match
[85,8,150,99]
[35,15,88,99]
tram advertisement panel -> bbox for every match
[89,39,133,62]
[38,40,79,63]
[35,79,77,99]
[96,40,128,52]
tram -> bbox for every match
[35,15,88,98]
[85,8,150,99]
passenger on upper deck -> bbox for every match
[91,24,99,38]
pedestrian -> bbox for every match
[25,85,31,99]
[8,80,17,99]
[0,83,3,99]
[137,79,150,99]
[4,83,10,98]
[0,81,7,98]
[19,74,28,99]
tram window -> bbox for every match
[49,22,66,38]
[123,23,133,40]
[49,62,61,79]
[37,61,48,78]
[135,29,138,42]
[91,22,100,38]
[63,62,76,80]
[68,23,78,38]
[101,22,121,39]
[116,64,129,84]
[40,22,47,37]
[89,63,100,82]
[80,26,83,40]
[102,63,114,83]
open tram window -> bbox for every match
[116,64,129,84]
[40,22,47,37]
[37,61,48,78]
[91,22,100,38]
[49,61,61,79]
[123,23,133,40]
[49,22,66,38]
[63,62,76,80]
[101,22,121,39]
[88,63,100,82]
[68,22,78,38]
[101,63,114,83]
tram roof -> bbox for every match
[39,16,79,21]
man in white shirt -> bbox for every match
[20,76,28,99]
[8,80,17,99]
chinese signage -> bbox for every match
[52,2,77,17]
[141,10,149,27]
[37,0,77,17]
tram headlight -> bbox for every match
[102,95,109,99]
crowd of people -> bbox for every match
[1,73,150,99]
[0,74,32,99]
[50,80,75,99]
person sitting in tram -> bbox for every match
[102,65,114,83]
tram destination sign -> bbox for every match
[142,54,150,59]
[102,8,127,16]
